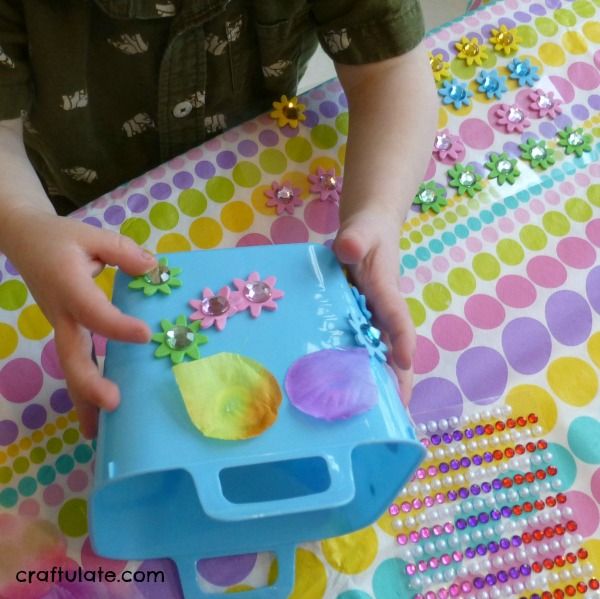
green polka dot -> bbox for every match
[63,429,79,444]
[565,197,593,222]
[472,253,501,280]
[554,8,577,25]
[422,224,434,237]
[587,184,600,207]
[120,218,151,245]
[37,465,56,485]
[399,238,411,251]
[0,466,11,484]
[432,217,445,231]
[516,25,538,47]
[18,476,37,497]
[535,17,558,36]
[0,280,28,311]
[335,112,349,135]
[406,298,426,327]
[231,161,261,188]
[58,498,88,537]
[496,239,524,265]
[409,231,423,244]
[74,444,93,464]
[573,0,596,16]
[149,202,179,230]
[519,225,547,251]
[422,283,452,312]
[543,211,571,236]
[46,438,63,454]
[448,268,476,296]
[445,212,458,224]
[259,149,287,174]
[456,204,468,218]
[450,57,476,80]
[13,456,29,474]
[206,176,235,202]
[178,189,207,216]
[285,137,312,162]
[30,447,46,464]
[0,488,17,508]
[310,125,338,149]
[56,455,75,475]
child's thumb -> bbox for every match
[93,230,157,276]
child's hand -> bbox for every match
[333,210,415,405]
[7,211,157,438]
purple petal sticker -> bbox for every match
[285,348,378,420]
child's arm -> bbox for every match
[0,118,157,438]
[332,42,438,403]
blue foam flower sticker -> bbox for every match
[348,311,387,363]
[476,69,507,100]
[351,286,372,320]
[507,58,539,87]
[438,79,473,109]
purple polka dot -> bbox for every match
[41,339,64,379]
[502,317,552,375]
[150,182,171,200]
[571,104,590,121]
[539,121,557,139]
[194,160,216,179]
[481,24,494,38]
[338,92,348,108]
[280,125,299,138]
[588,95,600,110]
[409,377,463,425]
[456,347,508,405]
[545,290,592,346]
[433,48,451,61]
[173,171,194,190]
[21,404,47,429]
[197,553,257,587]
[303,110,319,128]
[135,559,183,599]
[530,3,546,14]
[546,0,561,8]
[258,130,279,147]
[0,271,3,283]
[43,484,64,507]
[502,141,521,158]
[586,266,600,315]
[82,217,102,228]
[514,10,531,21]
[554,113,572,130]
[216,150,237,170]
[237,140,258,157]
[319,101,338,118]
[498,17,516,29]
[4,259,18,276]
[50,388,73,414]
[0,419,18,446]
[103,205,126,226]
[0,358,44,403]
[127,193,149,213]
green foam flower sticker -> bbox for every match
[413,181,447,213]
[519,138,555,170]
[557,127,592,157]
[151,315,208,364]
[448,164,483,197]
[128,257,182,296]
[485,152,520,185]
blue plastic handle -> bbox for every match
[174,545,296,599]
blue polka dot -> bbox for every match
[504,196,518,209]
[516,190,529,203]
[338,592,373,599]
[0,488,17,508]
[480,210,494,224]
[455,224,469,239]
[551,168,565,182]
[373,558,412,599]
[18,476,37,497]
[428,239,444,254]
[574,156,586,169]
[540,175,553,189]
[563,162,576,175]
[546,443,576,490]
[567,416,600,464]
[491,203,506,217]
[402,255,417,270]
[415,247,431,261]
[37,465,56,485]
[442,232,457,246]
[467,217,481,232]
[530,184,542,196]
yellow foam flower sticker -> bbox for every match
[489,24,520,55]
[270,95,306,129]
[428,52,451,83]
[455,37,488,66]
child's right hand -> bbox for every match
[6,209,157,438]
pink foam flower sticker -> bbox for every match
[432,129,465,164]
[232,272,284,318]
[189,286,238,331]
[493,103,531,133]
[528,89,562,119]
[308,167,343,203]
[264,181,303,215]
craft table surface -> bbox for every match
[1,0,600,597]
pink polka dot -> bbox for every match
[432,315,473,351]
[432,256,450,273]
[564,491,599,537]
[148,166,166,180]
[43,484,64,507]
[413,335,440,375]
[590,163,600,178]
[205,138,222,151]
[92,334,107,358]
[67,469,89,493]
[449,246,466,262]
[559,181,575,196]
[310,89,326,100]
[110,187,127,200]
[425,38,435,49]
[575,173,590,188]
[464,294,506,329]
[270,216,309,244]
[586,219,600,248]
[223,130,239,143]
[498,217,514,234]
[465,16,479,27]
[0,359,44,403]
[186,147,204,160]
[130,177,147,189]
[491,4,504,14]
[466,237,483,253]
[399,277,414,294]
[568,62,600,91]
[514,208,530,224]
[415,266,432,284]
[526,256,567,288]
[557,236,596,269]
[459,118,495,150]
[544,190,560,205]
[530,199,545,215]
[41,339,64,379]
[595,49,600,70]
[424,158,436,180]
[592,467,600,503]
[450,23,465,35]
[18,498,40,517]
[437,29,450,41]
[482,227,499,243]
[81,536,127,573]
[303,200,339,235]
[236,233,272,247]
[496,275,537,308]
[550,76,575,104]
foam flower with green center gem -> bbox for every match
[519,138,556,170]
[557,127,593,157]
[438,79,473,110]
[151,315,208,364]
[128,258,182,296]
[413,181,447,213]
[448,164,483,197]
[485,152,520,185]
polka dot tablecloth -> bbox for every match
[2,0,600,597]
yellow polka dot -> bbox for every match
[437,107,448,128]
[189,217,223,249]
[547,357,598,406]
[505,385,557,434]
[32,431,44,443]
[19,438,32,451]
[498,66,520,91]
[562,31,588,54]
[252,185,277,216]
[7,445,18,457]
[406,297,426,327]
[583,539,600,577]
[288,549,326,599]
[538,42,566,66]
[56,417,68,429]
[226,585,254,593]
[68,411,79,422]
[337,143,346,166]
[0,322,18,359]
[450,102,473,118]
[94,267,116,301]
[220,201,254,233]
[321,527,378,574]
[17,304,52,340]
[377,508,396,536]
[309,158,341,177]
[587,332,600,368]
[281,171,310,198]
[583,21,600,42]
[156,233,191,253]
[0,452,5,465]
[44,424,56,436]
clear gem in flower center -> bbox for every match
[531,146,546,160]
[514,62,529,76]
[568,132,584,146]
[165,326,194,350]
[243,281,272,303]
[459,171,476,186]
[144,264,170,285]
[320,175,337,190]
[276,187,294,202]
[200,296,229,316]
[360,323,382,346]
[449,85,466,101]
[419,189,436,204]
[497,159,512,173]
[435,134,451,151]
[537,95,552,109]
[507,106,524,123]
[481,77,499,92]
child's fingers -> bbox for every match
[88,228,156,276]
